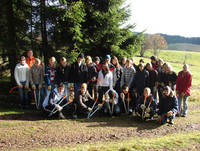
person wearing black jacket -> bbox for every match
[56,57,70,95]
[157,86,178,124]
[70,53,88,96]
[132,63,149,96]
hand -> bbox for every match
[32,85,36,90]
[48,85,51,91]
[55,104,63,111]
[105,94,109,100]
[92,77,96,81]
[120,93,125,99]
[169,82,172,87]
[38,84,42,90]
[167,111,173,116]
[105,99,110,103]
[161,83,165,87]
[126,98,130,102]
[146,107,150,113]
[87,107,92,112]
[182,92,185,97]
[18,84,23,88]
[25,84,29,89]
[140,104,146,110]
[98,104,103,108]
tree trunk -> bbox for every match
[6,0,17,85]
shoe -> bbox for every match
[176,113,180,117]
[73,114,77,119]
[169,119,174,124]
[181,114,187,117]
[59,113,65,119]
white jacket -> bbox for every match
[14,63,29,86]
[98,70,113,89]
[105,89,119,104]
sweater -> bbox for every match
[98,70,113,89]
[14,63,29,86]
[29,65,44,86]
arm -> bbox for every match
[29,67,34,86]
[14,65,20,86]
[44,66,50,85]
[39,67,44,86]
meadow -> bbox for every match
[0,49,200,151]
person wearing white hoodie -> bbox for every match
[14,56,30,108]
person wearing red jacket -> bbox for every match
[176,64,192,117]
[26,48,36,68]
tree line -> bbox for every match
[0,0,145,84]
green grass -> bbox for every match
[37,130,200,151]
[168,43,200,52]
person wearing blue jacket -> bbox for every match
[136,87,157,120]
[157,86,178,124]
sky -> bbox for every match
[126,0,200,37]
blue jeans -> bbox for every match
[74,83,82,97]
[159,113,175,125]
[98,86,109,104]
[45,83,55,97]
[19,81,29,108]
[178,94,189,116]
[105,102,120,115]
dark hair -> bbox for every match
[108,90,114,98]
[121,84,128,90]
[58,83,65,88]
[150,55,157,61]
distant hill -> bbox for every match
[168,43,200,52]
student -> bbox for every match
[43,83,67,119]
[121,84,137,114]
[176,64,192,117]
[158,86,178,124]
[14,56,30,108]
[73,83,94,118]
[136,87,157,120]
[85,56,98,99]
[97,63,113,103]
[26,48,36,68]
[120,59,136,89]
[112,56,123,95]
[105,54,115,71]
[104,89,120,115]
[70,53,88,95]
[150,55,158,70]
[94,56,102,73]
[146,63,158,101]
[120,57,127,68]
[56,57,70,96]
[29,58,44,109]
[44,57,57,96]
[132,63,149,96]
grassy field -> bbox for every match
[0,50,200,151]
[168,43,200,52]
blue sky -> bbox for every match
[126,0,200,37]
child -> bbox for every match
[73,83,94,118]
[14,56,30,108]
[29,58,44,109]
[136,87,157,120]
[43,83,67,119]
[104,89,120,115]
[158,86,178,124]
[176,64,192,117]
[44,57,57,96]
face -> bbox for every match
[183,65,188,72]
[105,58,110,63]
[112,58,117,65]
[122,88,129,94]
[146,65,151,71]
[35,61,40,67]
[158,60,163,67]
[49,58,56,66]
[95,60,99,65]
[20,59,26,65]
[85,59,90,65]
[77,58,83,63]
[58,87,65,94]
[61,60,66,67]
[27,50,33,58]
[122,59,126,65]
[139,65,144,71]
[81,86,87,94]
[164,89,170,96]
[144,90,150,98]
[151,59,156,64]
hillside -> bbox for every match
[168,43,200,52]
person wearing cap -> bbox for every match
[14,56,30,108]
[158,86,178,124]
[94,56,102,73]
[70,53,88,96]
[105,54,115,71]
[176,64,192,117]
[72,83,94,118]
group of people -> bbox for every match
[14,49,192,124]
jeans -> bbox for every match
[74,83,82,97]
[98,86,109,104]
[18,81,29,108]
[45,83,55,97]
[178,94,189,116]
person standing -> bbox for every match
[70,53,88,96]
[176,64,192,117]
[14,56,30,108]
[29,58,44,109]
[26,48,35,68]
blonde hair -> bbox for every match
[165,62,174,73]
[34,58,41,64]
[144,87,151,94]
[81,83,87,89]
[60,57,66,63]
[85,56,92,65]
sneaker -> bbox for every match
[59,113,65,119]
[169,119,174,124]
[181,114,187,117]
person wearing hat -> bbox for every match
[105,54,115,71]
[70,53,88,96]
[157,86,178,124]
[94,56,102,73]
